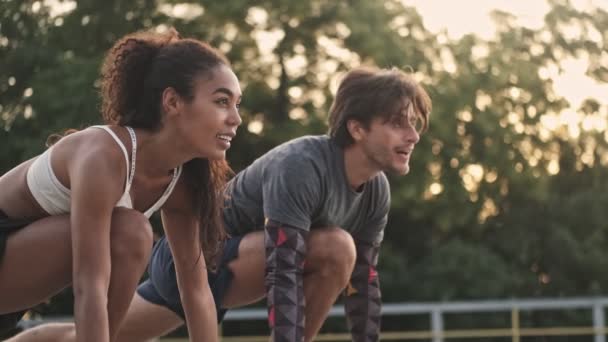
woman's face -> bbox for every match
[177,64,242,160]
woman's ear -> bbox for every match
[161,87,181,118]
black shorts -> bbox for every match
[0,210,34,337]
[137,235,243,323]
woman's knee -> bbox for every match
[109,208,153,265]
[307,228,356,281]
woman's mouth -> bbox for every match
[217,133,234,149]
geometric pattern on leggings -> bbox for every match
[264,219,307,342]
[344,243,381,342]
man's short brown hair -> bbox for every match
[328,66,431,147]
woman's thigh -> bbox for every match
[0,214,73,314]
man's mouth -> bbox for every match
[395,147,412,157]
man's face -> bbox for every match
[357,103,421,175]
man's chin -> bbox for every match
[387,164,410,175]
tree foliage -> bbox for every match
[2,0,608,333]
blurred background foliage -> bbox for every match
[2,0,608,336]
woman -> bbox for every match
[0,28,241,342]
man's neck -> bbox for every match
[342,145,380,190]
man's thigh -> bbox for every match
[221,227,348,308]
[223,231,266,308]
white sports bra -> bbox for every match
[26,125,182,218]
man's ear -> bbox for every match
[347,119,366,142]
[161,87,181,118]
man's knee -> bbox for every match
[307,228,356,283]
[110,208,153,266]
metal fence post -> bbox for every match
[511,307,520,342]
[593,303,606,342]
[431,309,443,342]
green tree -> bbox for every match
[2,0,608,338]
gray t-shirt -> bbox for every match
[223,135,390,246]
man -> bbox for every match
[10,66,431,342]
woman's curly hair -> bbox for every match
[99,28,233,268]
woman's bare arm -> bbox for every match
[68,139,126,342]
[161,177,218,342]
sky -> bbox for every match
[405,0,608,112]
[406,0,550,39]
[406,0,608,39]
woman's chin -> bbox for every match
[207,150,227,160]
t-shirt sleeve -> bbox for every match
[262,154,321,231]
[354,173,390,246]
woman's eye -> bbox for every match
[216,98,229,106]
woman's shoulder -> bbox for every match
[52,126,129,173]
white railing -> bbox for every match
[21,297,608,341]
[220,297,608,342]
